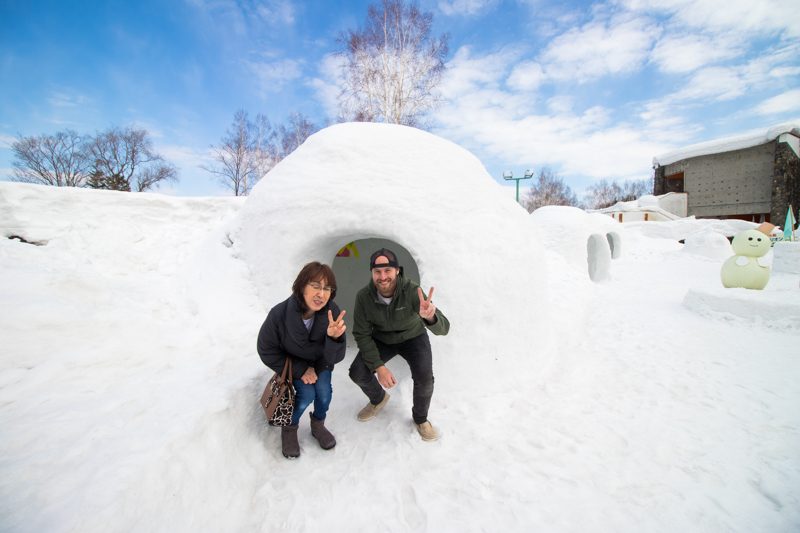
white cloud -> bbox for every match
[755,89,800,116]
[309,54,346,119]
[440,46,521,95]
[650,33,743,73]
[438,0,499,16]
[540,14,657,82]
[546,95,574,114]
[507,61,545,92]
[436,98,667,182]
[253,0,295,25]
[188,0,295,36]
[46,91,91,108]
[672,66,747,101]
[643,43,799,120]
[433,52,671,183]
[0,134,16,149]
[620,0,800,38]
[246,58,303,93]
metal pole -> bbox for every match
[503,170,534,205]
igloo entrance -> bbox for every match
[331,238,420,330]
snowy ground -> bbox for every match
[1,182,799,532]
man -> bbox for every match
[349,248,450,441]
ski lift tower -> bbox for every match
[503,169,534,204]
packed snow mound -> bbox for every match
[626,216,755,241]
[637,195,659,207]
[683,231,733,260]
[683,287,800,329]
[530,205,622,279]
[235,122,553,365]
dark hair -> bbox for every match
[292,261,337,312]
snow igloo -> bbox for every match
[530,205,623,282]
[234,123,554,365]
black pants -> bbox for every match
[349,333,434,425]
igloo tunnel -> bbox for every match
[234,123,555,363]
[331,238,419,331]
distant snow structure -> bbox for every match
[234,122,554,363]
[683,230,734,261]
[530,205,620,282]
[653,122,799,225]
[592,192,687,222]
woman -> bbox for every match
[257,262,347,458]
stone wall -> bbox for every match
[771,141,800,226]
[656,143,774,219]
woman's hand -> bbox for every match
[327,309,347,339]
[301,367,318,384]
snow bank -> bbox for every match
[683,287,800,329]
[2,180,800,532]
[625,216,754,241]
[235,122,554,373]
[682,230,733,261]
[773,242,800,275]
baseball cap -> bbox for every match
[369,248,400,270]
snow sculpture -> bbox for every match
[530,206,620,282]
[606,232,621,259]
[235,122,554,362]
[683,230,733,261]
[587,233,611,281]
[720,227,772,290]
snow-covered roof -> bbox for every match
[592,195,683,220]
[653,122,800,167]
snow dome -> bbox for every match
[234,122,553,365]
[530,205,622,281]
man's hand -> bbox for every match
[327,309,347,339]
[301,367,318,384]
[417,286,437,322]
[376,365,397,389]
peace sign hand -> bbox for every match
[417,286,437,322]
[327,309,347,339]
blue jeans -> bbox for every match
[291,369,333,426]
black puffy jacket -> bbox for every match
[257,295,346,380]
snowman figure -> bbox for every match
[720,224,773,290]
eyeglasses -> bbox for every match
[308,282,333,293]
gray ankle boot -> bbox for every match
[309,412,336,450]
[281,424,300,458]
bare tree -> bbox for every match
[203,110,277,197]
[522,168,579,213]
[277,112,317,160]
[584,178,654,209]
[86,126,177,192]
[621,177,654,201]
[11,130,90,187]
[338,0,448,127]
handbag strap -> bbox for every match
[280,357,292,382]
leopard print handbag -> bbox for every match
[260,358,296,426]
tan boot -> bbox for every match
[281,424,300,458]
[309,413,336,450]
[357,392,390,422]
[416,420,440,442]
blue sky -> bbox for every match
[1,0,798,197]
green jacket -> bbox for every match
[353,274,450,371]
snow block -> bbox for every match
[682,288,800,329]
